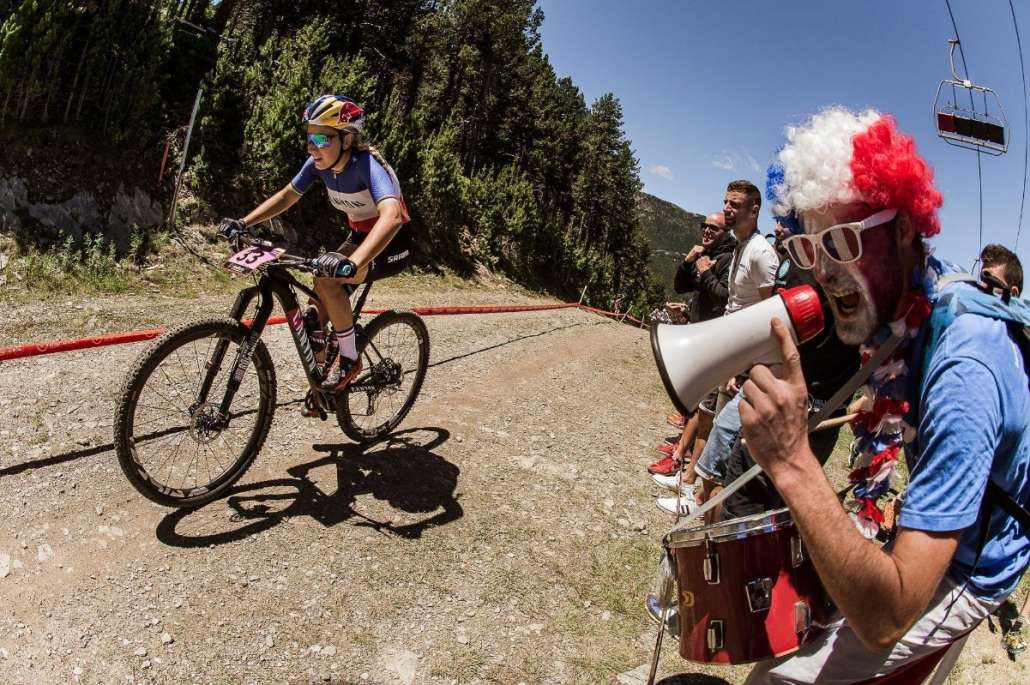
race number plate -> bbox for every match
[225,245,284,274]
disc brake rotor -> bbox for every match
[188,402,225,444]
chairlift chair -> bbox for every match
[933,40,1009,155]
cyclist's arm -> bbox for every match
[241,184,301,227]
[347,198,404,270]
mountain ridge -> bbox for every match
[637,191,705,298]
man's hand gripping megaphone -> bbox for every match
[738,318,813,484]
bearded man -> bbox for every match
[741,108,1030,683]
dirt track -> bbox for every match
[0,277,1025,684]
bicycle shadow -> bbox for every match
[154,427,462,547]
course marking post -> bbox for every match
[167,87,204,227]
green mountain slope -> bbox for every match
[637,192,705,298]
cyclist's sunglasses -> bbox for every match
[305,132,338,149]
[783,208,897,269]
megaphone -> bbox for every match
[651,286,824,416]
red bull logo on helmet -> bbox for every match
[338,101,364,128]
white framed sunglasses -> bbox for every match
[783,208,898,269]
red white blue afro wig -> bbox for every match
[766,108,943,237]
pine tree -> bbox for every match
[3,0,668,312]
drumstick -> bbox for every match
[646,608,667,685]
[812,412,858,432]
[740,413,858,447]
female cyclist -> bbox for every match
[217,95,412,400]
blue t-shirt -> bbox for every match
[289,150,408,232]
[899,284,1030,600]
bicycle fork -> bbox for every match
[189,285,275,426]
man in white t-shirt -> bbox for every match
[722,179,780,313]
[657,180,779,517]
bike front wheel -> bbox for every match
[113,318,277,507]
[336,310,429,443]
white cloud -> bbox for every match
[712,153,736,171]
[647,164,675,181]
[712,149,763,174]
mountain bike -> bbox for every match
[113,234,430,508]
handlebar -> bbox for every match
[231,232,318,272]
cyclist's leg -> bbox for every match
[317,223,413,348]
[360,223,413,282]
[312,235,361,330]
[313,272,363,335]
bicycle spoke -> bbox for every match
[142,383,189,419]
[340,315,426,438]
[156,364,192,414]
[158,430,189,486]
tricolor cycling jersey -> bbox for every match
[289,150,410,232]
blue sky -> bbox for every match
[537,0,1030,274]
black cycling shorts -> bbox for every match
[338,223,413,282]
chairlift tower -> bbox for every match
[933,39,1009,155]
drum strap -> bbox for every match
[666,332,906,535]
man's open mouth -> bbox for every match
[832,292,861,316]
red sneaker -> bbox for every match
[647,454,680,476]
[666,411,686,429]
[320,354,363,392]
[654,442,677,456]
[301,393,323,419]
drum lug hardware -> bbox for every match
[706,619,724,652]
[794,601,812,634]
[791,535,805,568]
[703,538,720,585]
[746,577,773,612]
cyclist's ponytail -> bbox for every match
[352,130,390,170]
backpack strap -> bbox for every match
[988,480,1030,529]
[935,272,978,288]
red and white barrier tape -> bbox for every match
[0,302,643,363]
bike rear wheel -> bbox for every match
[336,310,429,443]
[113,318,277,507]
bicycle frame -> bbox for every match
[191,265,375,422]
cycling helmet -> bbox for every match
[302,95,365,131]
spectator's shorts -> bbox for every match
[694,390,744,485]
[698,387,720,416]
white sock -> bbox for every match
[335,326,357,361]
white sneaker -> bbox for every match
[651,472,682,491]
[657,493,697,516]
[651,473,698,497]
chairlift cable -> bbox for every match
[944,0,974,104]
[944,0,984,255]
[1007,0,1028,251]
